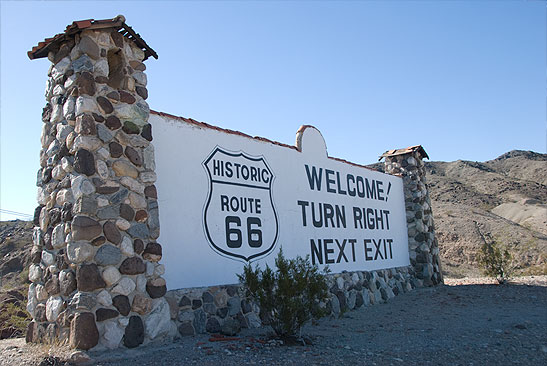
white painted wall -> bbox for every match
[151,114,409,289]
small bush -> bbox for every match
[477,239,513,284]
[238,249,330,339]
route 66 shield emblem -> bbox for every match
[203,147,279,262]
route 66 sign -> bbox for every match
[203,147,279,262]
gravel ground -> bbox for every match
[1,276,546,366]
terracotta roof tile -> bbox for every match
[28,15,157,61]
[379,145,429,160]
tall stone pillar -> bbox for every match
[381,146,443,287]
[27,16,173,350]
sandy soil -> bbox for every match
[2,276,546,366]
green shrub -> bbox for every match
[477,239,513,284]
[238,249,330,339]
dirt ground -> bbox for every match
[1,276,546,366]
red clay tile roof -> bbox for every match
[379,145,429,161]
[28,15,157,61]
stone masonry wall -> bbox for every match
[384,151,443,286]
[27,28,174,351]
[165,266,416,337]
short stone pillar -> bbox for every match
[26,16,173,350]
[381,146,443,286]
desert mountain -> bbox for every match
[427,150,546,276]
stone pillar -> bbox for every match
[27,17,173,350]
[381,146,443,287]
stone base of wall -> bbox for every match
[165,266,418,337]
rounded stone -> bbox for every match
[119,257,146,275]
[129,61,146,71]
[34,304,47,322]
[124,146,142,166]
[206,318,221,333]
[144,185,157,199]
[31,247,42,264]
[134,210,148,223]
[178,322,194,336]
[49,208,61,227]
[111,31,124,48]
[143,242,162,262]
[76,263,106,292]
[112,160,139,178]
[112,295,131,316]
[120,203,135,221]
[136,86,148,100]
[108,142,123,158]
[36,284,48,301]
[45,296,64,322]
[66,241,95,264]
[102,265,122,286]
[106,91,120,101]
[97,96,114,114]
[105,115,121,130]
[91,236,106,246]
[59,269,77,296]
[193,309,206,334]
[76,72,96,96]
[120,237,134,256]
[127,223,149,238]
[128,193,147,209]
[97,205,120,220]
[131,293,152,315]
[28,264,43,283]
[140,124,152,141]
[119,90,136,104]
[73,149,96,176]
[133,239,144,254]
[69,312,99,350]
[192,299,202,310]
[95,244,122,266]
[120,176,144,194]
[97,289,112,307]
[69,291,97,310]
[122,121,140,135]
[92,112,105,122]
[146,277,166,299]
[71,215,102,241]
[96,308,119,322]
[51,224,66,249]
[79,36,100,60]
[103,221,121,245]
[123,316,144,348]
[112,277,136,296]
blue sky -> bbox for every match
[1,0,545,220]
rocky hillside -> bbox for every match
[0,221,33,339]
[427,150,546,277]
